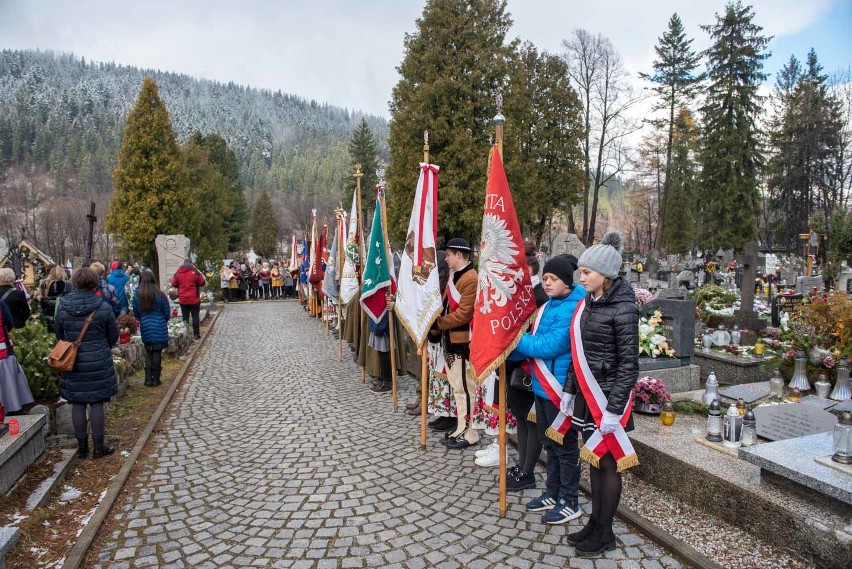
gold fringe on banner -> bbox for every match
[545,427,565,445]
[580,446,601,469]
[616,454,640,472]
[527,410,536,423]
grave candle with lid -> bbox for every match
[769,368,785,400]
[702,372,719,406]
[706,400,723,442]
[741,408,757,447]
[832,412,852,464]
[723,404,742,448]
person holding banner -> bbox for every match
[434,238,479,449]
[561,231,639,557]
[508,254,586,524]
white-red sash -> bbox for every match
[447,277,461,311]
[526,302,573,445]
[569,299,639,472]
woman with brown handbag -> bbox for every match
[54,267,120,459]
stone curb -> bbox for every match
[25,448,77,511]
[59,307,222,569]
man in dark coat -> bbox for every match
[55,267,119,459]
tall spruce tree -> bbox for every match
[662,108,700,253]
[640,13,703,247]
[189,131,247,251]
[503,43,586,247]
[346,118,379,220]
[182,138,234,266]
[767,49,844,249]
[387,0,514,245]
[249,191,279,258]
[698,1,770,251]
[107,77,193,271]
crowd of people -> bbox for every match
[0,256,211,461]
[220,260,295,302]
[322,230,639,557]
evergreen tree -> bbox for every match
[767,49,844,249]
[190,131,247,251]
[503,42,585,246]
[182,139,232,266]
[698,1,771,251]
[662,108,700,253]
[106,77,193,272]
[640,13,703,246]
[386,0,514,246]
[249,191,279,258]
[346,118,379,220]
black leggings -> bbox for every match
[144,346,164,383]
[587,440,622,539]
[506,384,541,475]
[179,303,200,337]
[72,402,105,440]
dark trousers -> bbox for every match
[378,350,391,385]
[180,302,201,337]
[144,344,164,384]
[535,395,580,503]
[507,383,541,475]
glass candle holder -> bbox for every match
[741,408,757,447]
[832,412,852,464]
[660,401,676,426]
[788,387,802,402]
[8,418,19,436]
[706,399,723,442]
[769,369,785,401]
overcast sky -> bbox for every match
[1,0,849,117]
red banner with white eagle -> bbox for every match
[469,146,537,382]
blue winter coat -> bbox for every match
[107,269,130,313]
[54,289,119,404]
[509,284,586,399]
[132,291,171,345]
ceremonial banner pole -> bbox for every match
[420,131,431,449]
[494,96,508,518]
[377,170,399,412]
[354,165,367,383]
[338,209,345,362]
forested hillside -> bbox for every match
[0,49,388,208]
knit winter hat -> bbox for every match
[578,231,624,279]
[110,261,120,271]
[542,254,578,286]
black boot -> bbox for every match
[575,525,616,557]
[566,517,597,546]
[92,438,116,459]
[76,437,89,459]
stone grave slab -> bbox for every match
[719,384,770,405]
[752,403,837,441]
[549,232,586,259]
[800,396,837,411]
[739,432,852,506]
[771,293,803,326]
[156,234,190,291]
[831,399,852,414]
[640,298,695,364]
[795,275,824,294]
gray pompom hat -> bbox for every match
[578,231,624,279]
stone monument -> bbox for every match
[156,234,191,290]
[733,242,764,331]
[549,232,586,260]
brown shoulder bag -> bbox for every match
[48,310,97,372]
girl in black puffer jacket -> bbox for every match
[561,231,639,557]
[55,267,119,459]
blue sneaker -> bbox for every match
[542,498,581,525]
[525,492,557,512]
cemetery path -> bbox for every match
[89,301,683,569]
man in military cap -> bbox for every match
[434,238,479,449]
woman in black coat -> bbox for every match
[0,267,31,328]
[561,231,639,557]
[54,267,119,459]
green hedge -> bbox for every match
[10,319,59,399]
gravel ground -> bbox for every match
[607,469,817,569]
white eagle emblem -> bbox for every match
[477,213,522,314]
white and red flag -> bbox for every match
[394,163,442,346]
[339,193,361,304]
[469,146,537,382]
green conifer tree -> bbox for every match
[386,0,514,245]
[249,191,279,258]
[346,118,379,216]
[698,1,771,251]
[640,13,703,246]
[107,77,193,271]
[661,108,700,253]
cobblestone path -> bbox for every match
[92,302,682,569]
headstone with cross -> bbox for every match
[734,241,764,331]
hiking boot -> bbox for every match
[92,438,116,459]
[575,526,617,557]
[542,498,581,525]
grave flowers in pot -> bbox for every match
[633,376,672,414]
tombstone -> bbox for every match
[837,262,851,294]
[550,232,586,260]
[771,293,804,326]
[156,234,191,290]
[639,298,695,365]
[752,403,838,441]
[733,242,764,331]
[795,275,824,294]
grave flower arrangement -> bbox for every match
[633,376,672,413]
[638,310,676,358]
[634,287,654,306]
[691,284,739,323]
